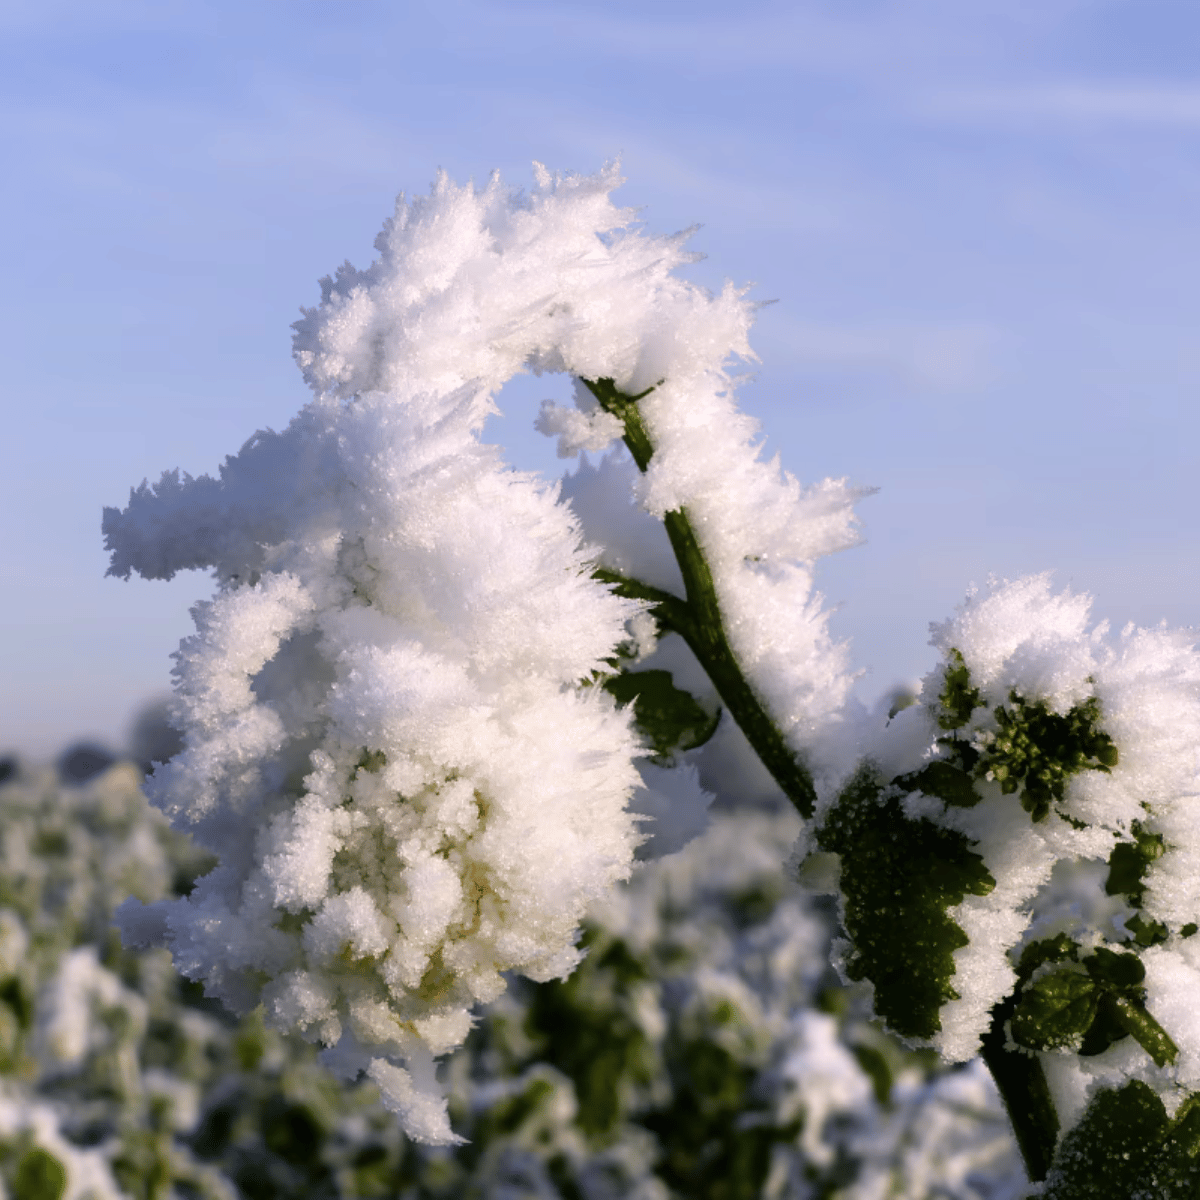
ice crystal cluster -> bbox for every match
[102,163,864,1147]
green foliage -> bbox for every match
[602,668,720,764]
[1011,970,1099,1052]
[985,692,1117,822]
[849,1042,894,1108]
[931,653,1119,823]
[892,760,982,808]
[0,762,1026,1200]
[1105,822,1171,946]
[12,1148,67,1200]
[1106,823,1165,907]
[815,767,995,1040]
[1043,1082,1200,1199]
[1008,939,1177,1067]
[111,1126,175,1200]
[937,649,984,731]
[524,931,659,1140]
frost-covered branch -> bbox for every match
[102,162,864,1148]
[581,377,818,818]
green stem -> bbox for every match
[582,378,817,820]
[583,382,1067,1180]
[979,992,1060,1182]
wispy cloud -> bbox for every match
[424,0,1085,79]
[924,82,1200,128]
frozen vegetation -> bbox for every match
[3,160,1191,1196]
[0,757,1023,1198]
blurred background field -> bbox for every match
[0,734,1025,1199]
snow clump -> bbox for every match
[103,161,869,1144]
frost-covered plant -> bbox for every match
[0,760,240,1200]
[803,576,1200,1195]
[101,162,1200,1194]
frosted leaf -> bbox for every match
[828,574,1200,1099]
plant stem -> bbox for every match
[979,992,1059,1182]
[581,378,817,820]
[583,380,1063,1181]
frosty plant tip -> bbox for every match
[104,162,1200,1194]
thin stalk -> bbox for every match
[583,379,1065,1181]
[582,378,817,819]
[582,381,1065,1180]
[979,993,1059,1182]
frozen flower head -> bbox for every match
[104,160,872,1144]
[106,162,767,1144]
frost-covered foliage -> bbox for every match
[0,761,1023,1199]
[801,574,1200,1190]
[102,162,866,1146]
[0,760,230,1199]
[98,160,1200,1192]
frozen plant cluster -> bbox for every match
[842,577,1200,1075]
[100,160,1200,1191]
[0,761,230,1199]
[0,758,1025,1199]
[799,572,1200,1191]
[103,162,866,1146]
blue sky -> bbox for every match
[3,0,1198,758]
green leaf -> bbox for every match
[1126,912,1170,948]
[12,1149,66,1200]
[1078,990,1133,1059]
[893,760,982,808]
[1016,933,1078,978]
[1010,970,1098,1051]
[1103,993,1179,1068]
[602,669,720,764]
[1083,946,1145,989]
[937,649,984,730]
[982,692,1118,823]
[1105,822,1164,907]
[849,1043,893,1108]
[815,767,994,1040]
[1012,946,1178,1066]
[1043,1081,1200,1199]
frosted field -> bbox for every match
[0,752,1025,1199]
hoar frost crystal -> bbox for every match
[104,162,863,1147]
